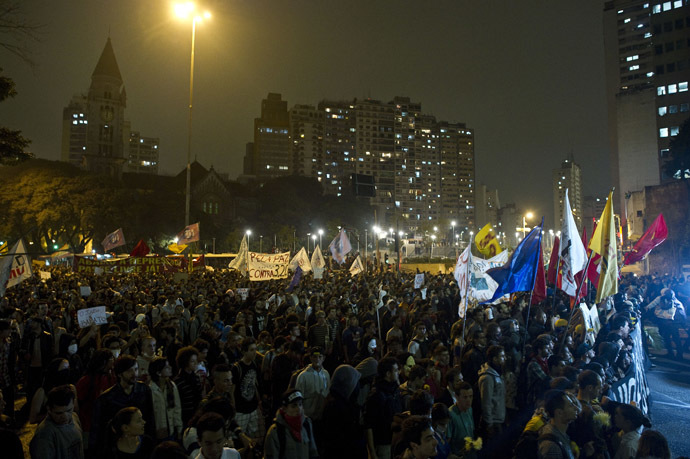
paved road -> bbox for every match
[646,351,690,458]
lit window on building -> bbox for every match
[659,127,669,137]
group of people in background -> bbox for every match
[0,261,688,459]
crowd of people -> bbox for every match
[0,258,688,459]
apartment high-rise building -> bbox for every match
[251,93,290,177]
[603,0,690,224]
[552,156,584,230]
[61,38,158,177]
[244,94,476,233]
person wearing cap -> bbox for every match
[264,389,318,459]
[295,347,330,421]
[573,342,595,370]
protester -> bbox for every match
[29,385,84,459]
[0,257,674,459]
[264,389,318,459]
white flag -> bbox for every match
[0,239,33,297]
[289,247,312,273]
[469,250,509,303]
[329,229,352,264]
[349,255,364,276]
[311,244,326,269]
[560,189,588,296]
[228,235,248,273]
[454,246,471,317]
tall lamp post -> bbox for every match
[175,2,211,227]
[245,230,251,251]
[318,229,324,248]
[451,220,456,257]
[522,211,534,240]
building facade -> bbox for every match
[250,93,290,177]
[248,94,476,234]
[552,156,584,231]
[61,38,158,177]
[603,0,690,223]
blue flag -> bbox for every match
[286,266,302,292]
[484,222,543,302]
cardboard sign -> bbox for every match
[414,273,425,289]
[248,252,290,281]
[77,306,108,328]
[80,286,92,297]
[40,271,51,280]
[313,267,324,279]
[237,288,250,301]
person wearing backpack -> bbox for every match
[538,390,579,459]
[264,389,318,459]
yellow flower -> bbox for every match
[464,437,483,451]
[593,411,611,427]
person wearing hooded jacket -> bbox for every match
[477,345,506,441]
[264,389,319,459]
[322,365,367,459]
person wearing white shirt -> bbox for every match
[194,412,240,459]
[295,346,330,421]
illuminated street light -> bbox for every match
[175,2,211,227]
[318,228,324,248]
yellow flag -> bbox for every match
[474,223,503,257]
[168,243,188,254]
[0,241,7,254]
[589,191,618,303]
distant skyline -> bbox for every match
[0,0,610,228]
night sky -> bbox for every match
[0,0,610,228]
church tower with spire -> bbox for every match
[61,38,158,177]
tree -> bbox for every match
[0,70,32,165]
[0,0,42,66]
[663,117,690,180]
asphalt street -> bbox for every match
[646,351,690,458]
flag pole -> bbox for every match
[520,218,544,361]
[559,251,595,351]
[550,256,561,314]
[459,248,472,354]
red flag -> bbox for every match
[623,214,668,265]
[547,236,561,286]
[586,222,601,289]
[130,240,150,257]
[532,241,547,304]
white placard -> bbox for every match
[80,286,92,297]
[40,271,51,280]
[421,288,427,300]
[237,288,249,301]
[313,267,324,279]
[414,273,425,289]
[77,306,108,328]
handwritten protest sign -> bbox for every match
[237,288,250,301]
[248,252,290,281]
[77,306,108,328]
[80,286,92,297]
[414,274,424,289]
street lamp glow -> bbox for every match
[525,211,534,220]
[245,230,252,236]
[174,2,194,18]
[451,220,456,227]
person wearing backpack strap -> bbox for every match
[537,390,578,459]
[264,389,318,459]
